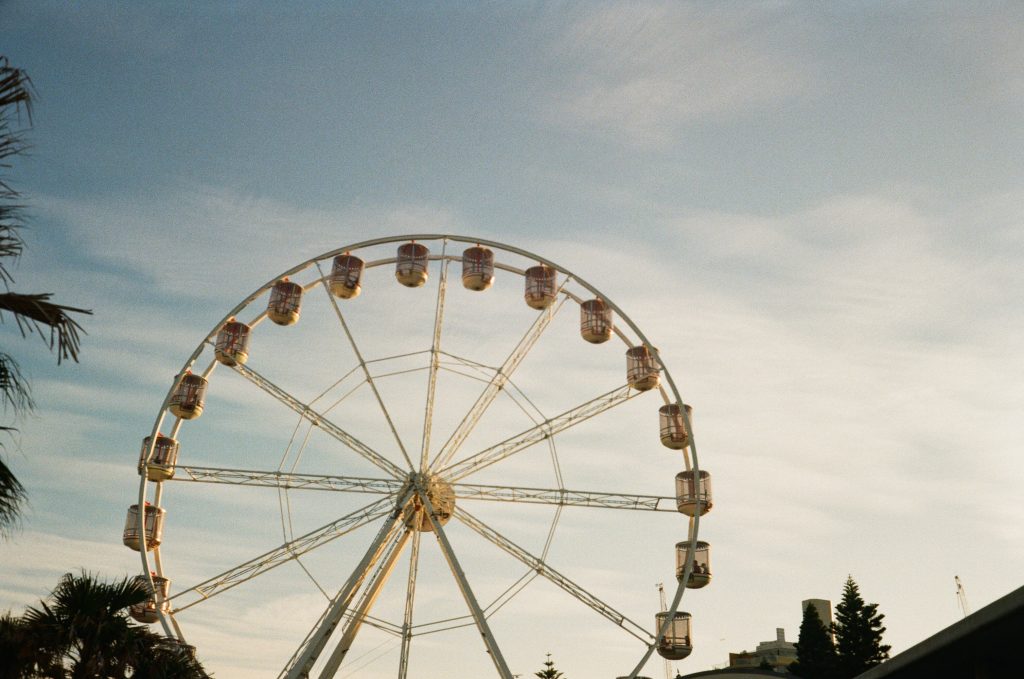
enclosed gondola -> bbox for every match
[138,434,179,482]
[267,278,303,325]
[461,245,494,291]
[659,403,692,450]
[655,610,692,660]
[675,470,713,517]
[396,242,429,287]
[129,573,171,624]
[524,264,557,309]
[675,540,712,589]
[329,253,364,299]
[168,372,207,420]
[580,298,613,343]
[626,345,659,391]
[214,318,251,366]
[123,503,165,552]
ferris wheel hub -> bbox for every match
[404,472,456,532]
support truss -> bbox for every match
[173,466,403,495]
[442,384,638,481]
[454,507,653,644]
[170,497,394,612]
[453,482,676,512]
[430,296,567,471]
[232,361,406,478]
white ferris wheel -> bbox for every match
[125,234,714,679]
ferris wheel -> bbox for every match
[124,234,714,679]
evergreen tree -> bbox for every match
[833,576,890,677]
[789,602,836,678]
[534,652,564,679]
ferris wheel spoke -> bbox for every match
[420,490,514,679]
[172,465,404,496]
[317,527,412,678]
[170,496,396,613]
[230,361,406,478]
[419,244,450,471]
[316,261,416,472]
[441,384,639,482]
[428,295,568,472]
[453,507,653,644]
[397,530,421,679]
[282,486,416,679]
[453,481,676,512]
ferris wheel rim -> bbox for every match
[133,233,704,678]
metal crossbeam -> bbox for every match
[454,507,653,644]
[170,497,394,612]
[422,492,513,679]
[442,385,638,481]
[232,362,406,478]
[317,528,411,677]
[430,296,566,471]
[173,466,403,495]
[420,246,449,470]
[453,482,676,512]
[282,487,415,679]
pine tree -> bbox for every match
[789,602,837,678]
[833,576,890,677]
[534,652,564,679]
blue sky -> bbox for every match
[1,2,1022,678]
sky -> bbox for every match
[1,1,1023,677]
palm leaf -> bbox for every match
[0,292,92,363]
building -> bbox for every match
[802,598,834,641]
[728,628,796,671]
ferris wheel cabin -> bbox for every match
[214,318,251,367]
[396,242,430,287]
[676,540,712,589]
[267,278,303,325]
[580,298,613,343]
[462,245,495,291]
[626,345,660,391]
[168,372,207,420]
[329,254,364,299]
[129,573,171,624]
[123,503,165,552]
[656,610,693,660]
[524,264,557,309]
[138,434,179,481]
[659,404,692,450]
[676,470,713,517]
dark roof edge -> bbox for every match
[856,583,1024,679]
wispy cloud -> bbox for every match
[540,2,812,146]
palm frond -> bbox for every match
[0,352,33,414]
[0,456,26,534]
[0,293,92,363]
[0,56,33,122]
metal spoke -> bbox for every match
[453,481,676,512]
[282,486,415,679]
[429,295,567,471]
[442,384,639,482]
[421,490,513,679]
[397,531,421,679]
[231,361,406,478]
[454,507,653,644]
[317,528,412,678]
[172,465,404,496]
[420,242,449,471]
[316,261,416,471]
[170,497,395,612]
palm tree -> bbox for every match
[2,572,211,678]
[0,55,91,533]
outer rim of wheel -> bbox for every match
[134,233,703,678]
